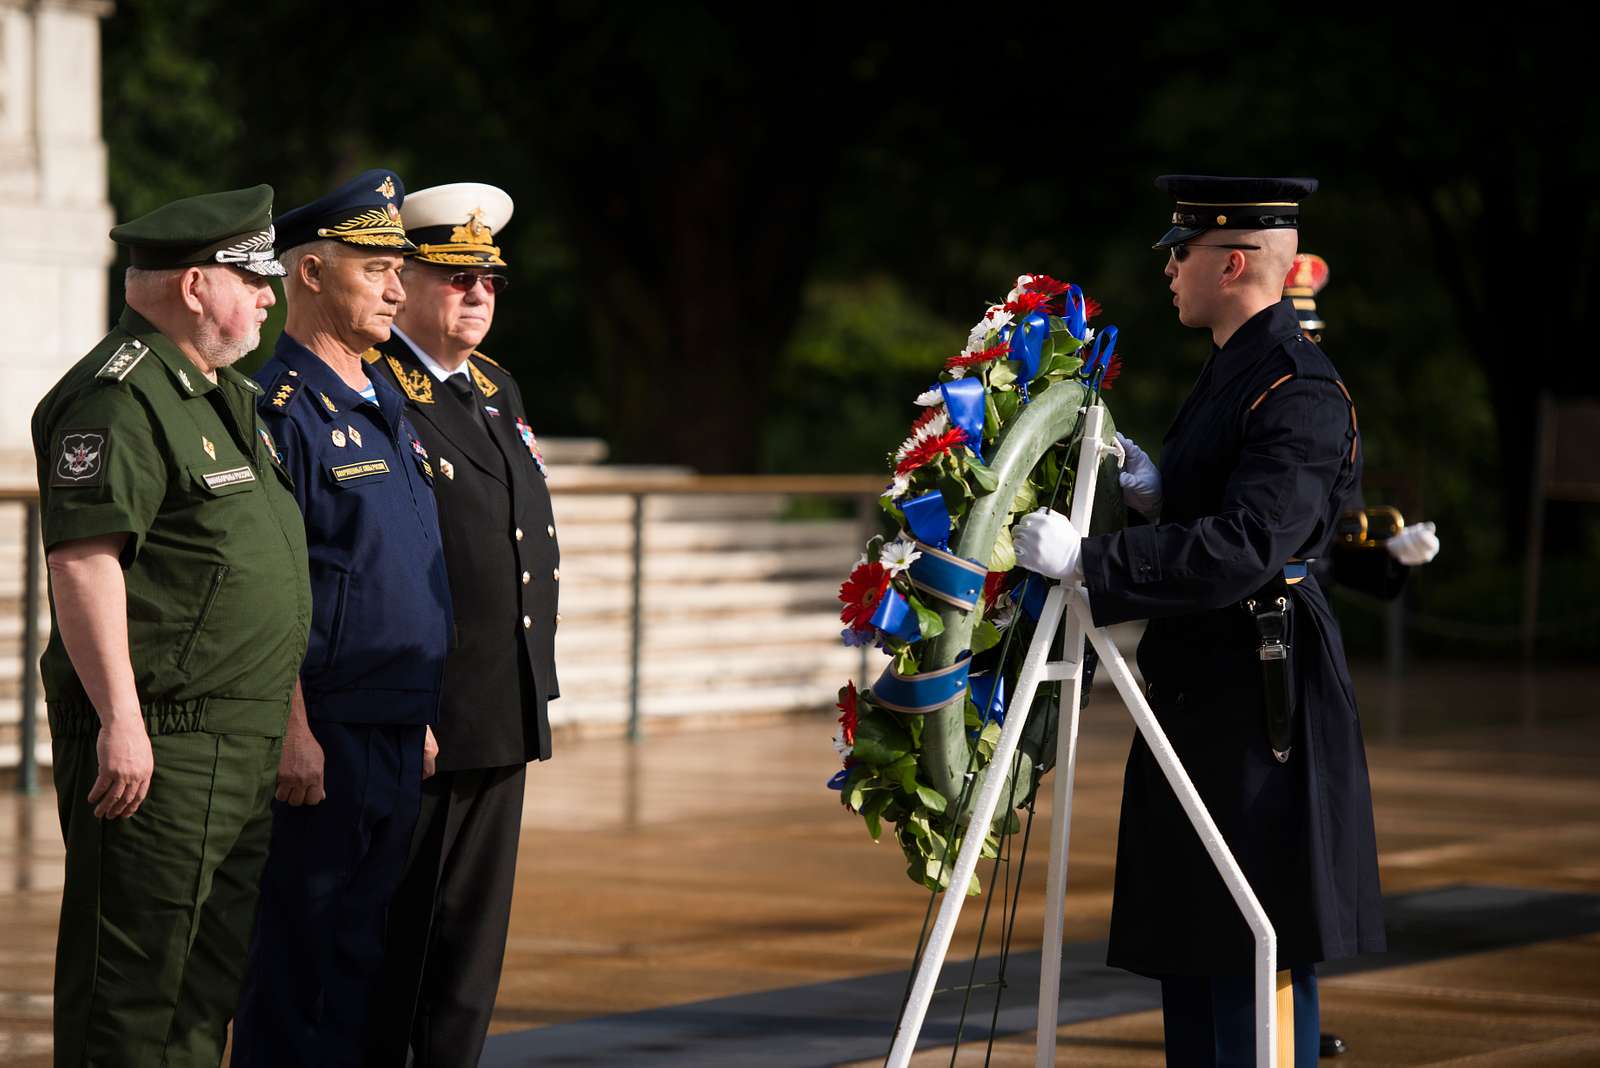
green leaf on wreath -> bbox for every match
[993,389,1020,424]
[988,361,1018,388]
[967,461,999,494]
[892,644,919,676]
[907,595,945,641]
[852,712,913,766]
[971,619,1002,654]
[1010,480,1037,516]
[989,522,1016,571]
[914,783,949,813]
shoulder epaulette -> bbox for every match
[361,348,382,365]
[1247,362,1359,464]
[469,350,504,370]
[96,339,149,382]
[263,368,304,412]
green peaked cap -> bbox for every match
[110,184,285,276]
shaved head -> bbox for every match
[1238,228,1299,293]
[1163,226,1302,346]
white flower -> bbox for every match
[915,387,943,407]
[989,599,1016,629]
[968,306,1012,350]
[879,536,922,575]
[985,306,1015,331]
[882,473,911,500]
[1005,275,1034,302]
[947,365,966,379]
[832,732,854,757]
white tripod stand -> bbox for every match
[885,402,1281,1068]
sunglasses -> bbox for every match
[1169,242,1261,263]
[441,270,509,294]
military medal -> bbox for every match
[440,458,455,480]
[411,437,429,460]
[348,425,362,448]
[483,405,500,417]
[332,428,347,447]
[202,435,216,459]
[514,416,548,478]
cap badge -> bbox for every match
[376,176,397,199]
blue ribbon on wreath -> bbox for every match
[868,587,922,642]
[939,378,987,463]
[968,671,1008,727]
[900,491,952,550]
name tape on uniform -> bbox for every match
[331,459,390,482]
[202,466,257,490]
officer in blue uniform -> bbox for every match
[233,169,452,1067]
[1015,177,1385,1067]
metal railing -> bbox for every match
[3,475,886,792]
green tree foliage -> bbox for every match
[99,5,1598,656]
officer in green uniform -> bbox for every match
[31,185,313,1068]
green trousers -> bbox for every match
[52,728,280,1068]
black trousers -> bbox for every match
[367,762,526,1067]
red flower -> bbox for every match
[1022,274,1071,297]
[839,561,891,629]
[1002,291,1052,317]
[909,405,943,434]
[1085,296,1103,320]
[837,681,859,746]
[1099,353,1123,390]
[982,570,1010,611]
[894,427,970,476]
[944,343,1010,372]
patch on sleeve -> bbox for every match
[51,429,108,486]
[95,340,148,382]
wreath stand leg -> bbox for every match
[885,404,1282,1068]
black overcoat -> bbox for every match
[367,335,559,769]
[1080,299,1385,977]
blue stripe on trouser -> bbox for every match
[1160,966,1319,1067]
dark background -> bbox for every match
[100,2,1599,659]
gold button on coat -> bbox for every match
[521,571,530,584]
[546,524,555,537]
[515,527,524,541]
[552,568,560,581]
[522,615,531,630]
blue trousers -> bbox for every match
[1160,966,1319,1067]
[233,720,424,1068]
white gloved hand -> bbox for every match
[1386,521,1439,566]
[1116,432,1162,518]
[1012,508,1083,582]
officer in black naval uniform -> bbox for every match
[363,182,560,1067]
[1014,177,1385,1066]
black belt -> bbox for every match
[1243,561,1308,764]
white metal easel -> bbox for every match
[885,402,1280,1068]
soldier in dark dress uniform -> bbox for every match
[232,170,453,1068]
[1015,177,1386,1066]
[363,183,561,1067]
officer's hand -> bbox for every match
[1387,521,1439,567]
[1012,508,1084,581]
[89,712,154,820]
[277,714,326,806]
[423,726,438,780]
[1115,433,1162,518]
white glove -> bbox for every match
[1116,432,1162,518]
[1012,508,1083,582]
[1386,521,1439,566]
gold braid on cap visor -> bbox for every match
[317,208,412,248]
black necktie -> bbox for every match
[446,374,473,402]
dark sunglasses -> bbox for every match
[443,270,509,294]
[1169,242,1261,263]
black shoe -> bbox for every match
[1320,1032,1349,1058]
